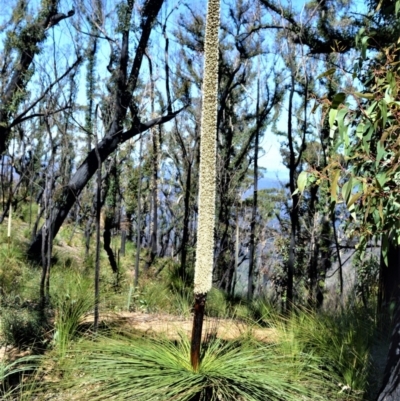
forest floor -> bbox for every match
[0,311,276,363]
[81,311,277,341]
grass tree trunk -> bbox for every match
[190,0,220,371]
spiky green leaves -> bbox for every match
[194,0,220,295]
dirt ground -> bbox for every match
[82,311,277,342]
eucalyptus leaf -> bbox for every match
[297,171,308,194]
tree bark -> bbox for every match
[286,71,296,312]
[190,293,206,371]
[379,240,400,313]
[377,298,400,401]
[103,217,118,274]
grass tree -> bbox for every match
[190,0,220,371]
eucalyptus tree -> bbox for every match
[28,0,188,260]
[254,0,365,309]
[0,0,78,156]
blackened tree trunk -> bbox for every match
[376,238,400,400]
[134,135,144,288]
[286,71,296,312]
[103,216,118,274]
[93,132,102,332]
[377,298,400,401]
[144,49,161,271]
[379,240,400,313]
[145,125,160,270]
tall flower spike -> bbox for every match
[193,0,220,296]
[190,0,220,371]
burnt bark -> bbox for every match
[377,298,400,401]
[286,72,296,312]
[379,240,400,313]
[103,216,118,274]
[190,293,206,371]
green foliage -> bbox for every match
[0,246,25,295]
[14,202,38,224]
[262,306,374,397]
[354,252,380,307]
[1,307,45,349]
[206,288,229,317]
[56,332,336,401]
[0,355,42,400]
[311,25,400,259]
[50,270,94,356]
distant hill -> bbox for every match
[244,171,287,198]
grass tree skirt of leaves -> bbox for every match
[190,0,220,371]
[55,334,338,401]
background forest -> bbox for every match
[1,0,400,400]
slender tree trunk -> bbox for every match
[85,209,95,259]
[307,184,319,306]
[134,135,144,288]
[103,216,118,274]
[286,72,296,312]
[247,78,260,302]
[120,229,126,256]
[180,162,192,282]
[93,131,102,332]
[145,126,160,270]
[231,204,240,297]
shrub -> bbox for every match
[264,306,373,397]
[50,270,94,356]
[1,308,45,349]
[0,247,25,295]
[206,288,229,317]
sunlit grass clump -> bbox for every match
[58,333,336,401]
[262,306,374,397]
[50,269,94,356]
